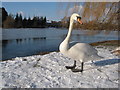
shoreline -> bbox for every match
[2,40,119,61]
[1,45,119,88]
[2,27,119,31]
[90,40,119,46]
[37,40,120,55]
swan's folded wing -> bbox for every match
[69,41,79,48]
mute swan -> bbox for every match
[59,13,102,72]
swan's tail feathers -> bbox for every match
[97,55,104,60]
[92,54,104,61]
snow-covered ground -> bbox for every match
[1,46,120,88]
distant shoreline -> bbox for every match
[2,27,119,31]
[90,40,120,46]
[2,40,119,61]
[37,40,119,55]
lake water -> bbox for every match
[1,28,118,60]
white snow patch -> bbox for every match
[1,47,119,88]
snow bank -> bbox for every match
[1,47,119,88]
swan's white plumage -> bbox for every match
[59,13,102,63]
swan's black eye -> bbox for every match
[77,16,81,20]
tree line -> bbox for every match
[2,2,120,31]
[2,7,47,28]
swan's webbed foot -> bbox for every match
[71,68,83,72]
[66,61,84,73]
[65,66,75,69]
[71,62,84,73]
[65,61,76,69]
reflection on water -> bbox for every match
[2,38,61,60]
[2,28,119,60]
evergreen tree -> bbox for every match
[43,16,47,26]
[2,7,8,22]
[32,16,39,28]
[14,13,19,28]
[40,16,45,28]
[27,17,32,28]
[18,14,23,28]
[22,17,27,28]
[2,7,49,28]
[2,7,8,27]
[15,13,23,28]
[15,13,19,22]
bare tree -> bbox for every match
[61,2,119,30]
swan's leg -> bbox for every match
[71,62,84,72]
[65,60,76,69]
[81,62,84,72]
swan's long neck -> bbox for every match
[59,19,74,52]
[65,20,73,42]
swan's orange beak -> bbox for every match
[77,18,83,25]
